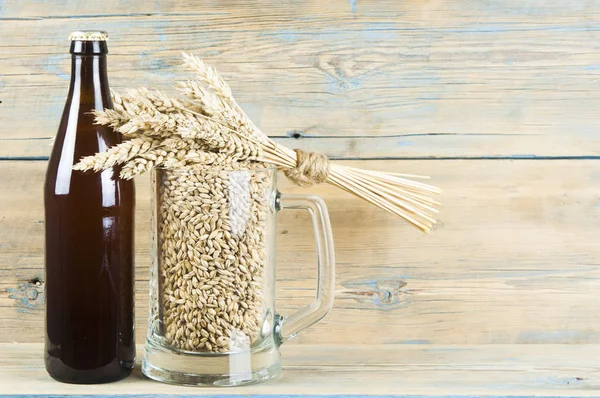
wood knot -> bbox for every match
[341,278,410,310]
[6,280,45,313]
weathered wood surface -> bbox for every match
[2,0,600,157]
[2,159,599,345]
[1,343,600,396]
[2,0,600,394]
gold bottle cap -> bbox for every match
[69,31,108,41]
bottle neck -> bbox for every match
[68,41,112,109]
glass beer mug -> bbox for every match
[142,166,335,386]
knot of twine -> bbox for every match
[284,149,330,187]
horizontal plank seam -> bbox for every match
[3,396,595,398]
[336,156,600,160]
[0,137,53,141]
[278,134,534,139]
[2,15,600,37]
[3,156,600,161]
[0,133,530,141]
[0,12,230,21]
[2,396,595,398]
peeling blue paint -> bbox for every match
[360,22,398,42]
[468,25,508,33]
[582,64,600,71]
[204,50,222,57]
[137,51,176,78]
[515,25,599,32]
[447,24,508,34]
[43,54,70,81]
[534,375,587,387]
[508,154,538,159]
[275,29,301,43]
[348,0,357,14]
[158,33,167,42]
[396,139,414,147]
[6,283,45,312]
[518,330,593,344]
[342,277,410,310]
[438,23,600,33]
[324,74,363,94]
[148,59,168,71]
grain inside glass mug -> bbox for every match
[142,166,335,386]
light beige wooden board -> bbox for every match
[1,343,599,396]
[3,0,600,18]
[2,0,600,156]
[1,159,599,345]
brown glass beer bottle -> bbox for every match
[44,31,135,384]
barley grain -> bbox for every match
[155,164,270,353]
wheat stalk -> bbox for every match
[74,53,441,232]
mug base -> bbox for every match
[142,338,281,386]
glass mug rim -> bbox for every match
[153,165,277,173]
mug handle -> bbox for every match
[274,192,336,344]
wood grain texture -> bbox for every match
[1,160,599,345]
[2,1,600,392]
[2,0,600,156]
[1,343,600,396]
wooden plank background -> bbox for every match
[1,0,599,349]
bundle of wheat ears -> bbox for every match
[74,53,441,232]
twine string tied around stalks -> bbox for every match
[283,149,331,187]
